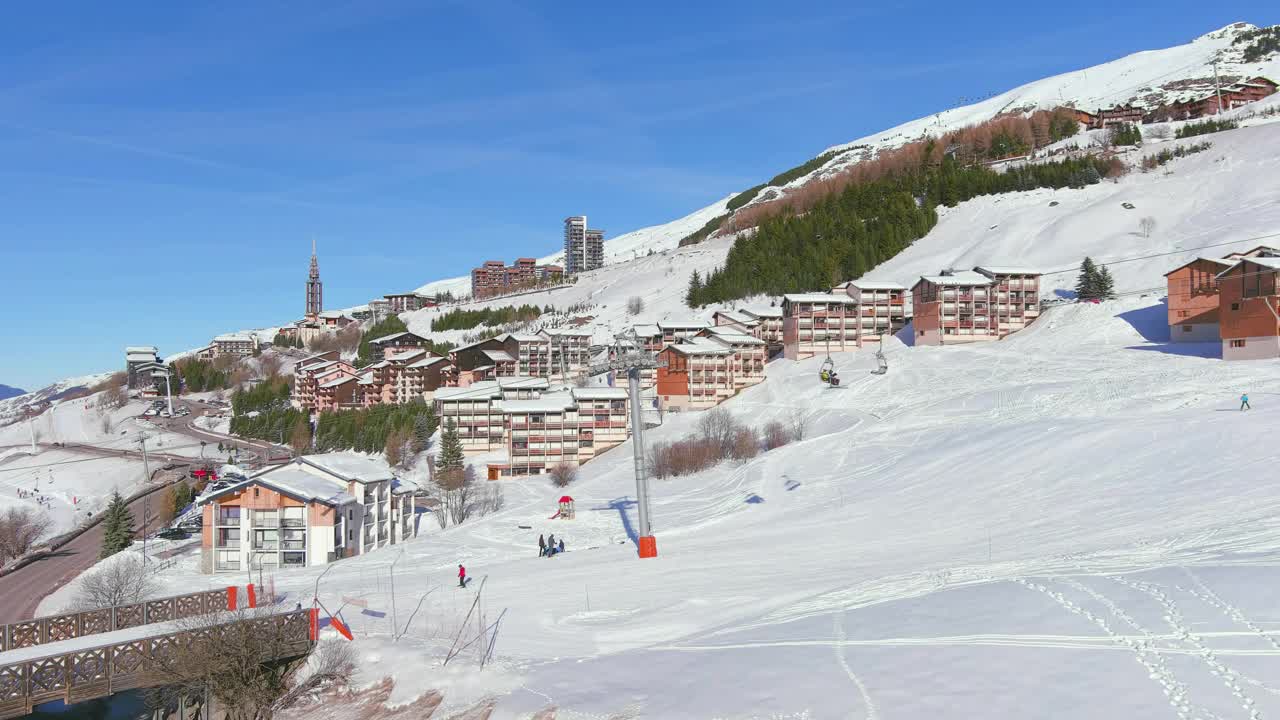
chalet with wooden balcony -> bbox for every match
[199,454,416,574]
[656,338,737,411]
[1217,256,1280,361]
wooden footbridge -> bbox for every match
[0,588,316,719]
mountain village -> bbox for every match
[2,19,1280,720]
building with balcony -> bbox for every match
[974,267,1042,334]
[911,267,1042,346]
[212,333,259,357]
[740,307,784,345]
[367,331,432,362]
[700,331,767,390]
[542,328,593,383]
[781,294,860,360]
[292,352,349,410]
[656,338,737,411]
[841,280,908,342]
[384,292,436,314]
[125,346,161,390]
[564,216,604,274]
[1165,257,1236,342]
[489,387,630,478]
[198,454,416,574]
[1217,256,1280,361]
[712,310,761,337]
[434,377,551,453]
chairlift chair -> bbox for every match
[819,356,835,384]
[871,350,888,375]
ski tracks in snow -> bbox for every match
[1107,574,1263,719]
[832,610,879,720]
[1013,577,1204,720]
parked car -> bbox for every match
[157,527,190,540]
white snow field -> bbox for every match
[0,394,200,536]
[41,295,1280,718]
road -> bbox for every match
[0,399,290,623]
[0,479,176,624]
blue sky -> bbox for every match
[0,1,1274,390]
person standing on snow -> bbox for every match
[1241,393,1251,411]
[558,538,565,554]
[538,534,546,557]
[458,563,467,588]
[547,534,556,556]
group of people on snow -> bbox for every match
[538,533,565,557]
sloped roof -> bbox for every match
[319,375,357,388]
[782,293,859,304]
[368,331,426,345]
[849,280,907,290]
[200,469,355,507]
[296,453,395,483]
[918,271,992,287]
[572,387,628,400]
[496,393,577,413]
[1163,257,1237,276]
[974,266,1042,277]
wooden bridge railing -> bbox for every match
[0,588,233,653]
[0,608,314,720]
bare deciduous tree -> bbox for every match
[257,353,284,380]
[731,427,760,461]
[272,639,356,712]
[762,420,792,451]
[697,407,739,457]
[0,507,51,564]
[549,463,578,488]
[1139,216,1157,238]
[147,607,331,720]
[431,465,477,527]
[626,296,645,316]
[70,553,158,609]
[787,409,809,442]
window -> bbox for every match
[1177,310,1190,318]
[1231,339,1246,348]
[918,330,925,337]
[1231,303,1241,311]
[1183,325,1193,332]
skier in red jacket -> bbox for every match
[458,564,467,588]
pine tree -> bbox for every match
[1097,265,1116,300]
[412,408,437,454]
[686,270,703,307]
[100,490,136,558]
[436,419,465,475]
[1075,257,1099,300]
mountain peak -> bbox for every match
[1198,22,1258,41]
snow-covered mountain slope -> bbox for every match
[405,108,1280,348]
[0,373,112,428]
[799,23,1280,193]
[0,385,24,402]
[64,295,1280,717]
[413,195,733,300]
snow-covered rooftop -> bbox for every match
[203,468,354,506]
[213,333,254,343]
[974,266,1043,277]
[435,383,501,402]
[708,333,766,346]
[632,324,661,337]
[319,375,357,389]
[407,356,448,369]
[296,453,395,483]
[571,387,629,400]
[386,348,427,363]
[919,271,993,287]
[124,346,157,354]
[496,393,577,413]
[849,280,907,290]
[657,320,711,330]
[482,349,516,363]
[782,293,859,304]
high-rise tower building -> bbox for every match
[306,239,323,320]
[563,216,604,274]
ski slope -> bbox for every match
[47,295,1280,718]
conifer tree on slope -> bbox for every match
[100,490,136,558]
[413,408,437,454]
[1097,265,1116,300]
[436,418,465,475]
[1075,257,1100,300]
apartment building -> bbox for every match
[781,294,860,360]
[318,311,354,329]
[656,338,737,411]
[367,331,432,362]
[740,307,784,345]
[125,346,160,389]
[974,267,1042,333]
[501,333,553,377]
[1166,258,1236,342]
[658,320,711,346]
[712,310,761,337]
[384,292,435,313]
[841,281,908,341]
[212,333,259,357]
[292,352,348,410]
[471,259,567,299]
[199,454,416,574]
[1217,256,1280,360]
[701,331,767,389]
[434,377,551,453]
[564,216,604,274]
[490,387,630,478]
[543,328,593,382]
[448,338,514,386]
[911,267,1042,346]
